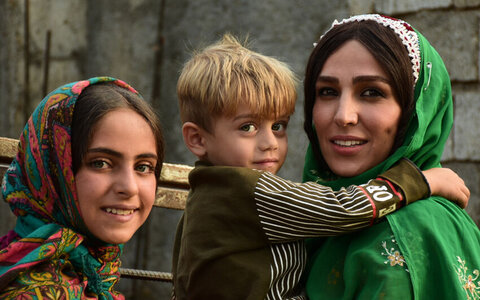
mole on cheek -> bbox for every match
[385,126,397,135]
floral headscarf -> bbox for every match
[0,76,139,299]
[303,15,480,299]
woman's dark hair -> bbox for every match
[72,82,165,182]
[304,20,415,169]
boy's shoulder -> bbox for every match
[191,160,264,185]
[194,160,261,172]
[186,161,265,213]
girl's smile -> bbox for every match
[75,108,158,244]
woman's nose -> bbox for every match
[114,167,139,197]
[333,95,358,127]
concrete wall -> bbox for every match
[1,0,479,298]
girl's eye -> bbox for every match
[136,163,155,174]
[240,124,256,132]
[272,122,287,132]
[90,160,109,169]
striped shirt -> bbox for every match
[172,159,427,300]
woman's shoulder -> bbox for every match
[400,196,478,228]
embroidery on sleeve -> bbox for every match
[454,256,480,300]
[381,236,409,272]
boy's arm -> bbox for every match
[378,159,469,208]
[254,158,427,242]
[421,167,469,208]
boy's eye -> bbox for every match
[136,163,155,174]
[90,160,109,169]
[272,122,287,131]
[240,124,256,132]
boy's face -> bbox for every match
[202,104,289,174]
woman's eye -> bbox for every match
[240,124,256,132]
[136,164,155,174]
[317,87,337,97]
[361,88,384,98]
[90,160,109,169]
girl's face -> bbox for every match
[313,40,401,177]
[75,108,158,244]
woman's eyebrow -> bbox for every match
[353,75,391,84]
[316,76,338,84]
[316,75,391,85]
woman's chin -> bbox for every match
[327,161,369,178]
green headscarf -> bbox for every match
[303,15,480,299]
[303,24,451,188]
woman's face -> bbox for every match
[75,108,158,244]
[313,40,401,177]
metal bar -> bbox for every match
[119,268,173,282]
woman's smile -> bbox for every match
[313,40,401,177]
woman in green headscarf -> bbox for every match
[302,15,480,299]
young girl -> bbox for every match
[0,77,164,299]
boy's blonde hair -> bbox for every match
[177,34,297,133]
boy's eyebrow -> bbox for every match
[86,147,158,160]
[233,113,258,121]
[234,113,292,121]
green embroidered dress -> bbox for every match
[303,15,480,300]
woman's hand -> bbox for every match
[423,168,470,208]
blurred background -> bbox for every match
[1,0,479,298]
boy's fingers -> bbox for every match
[457,187,469,209]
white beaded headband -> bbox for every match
[316,14,421,83]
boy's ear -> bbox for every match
[182,122,208,158]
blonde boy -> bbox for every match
[171,34,467,300]
[178,34,296,175]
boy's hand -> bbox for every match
[422,168,470,208]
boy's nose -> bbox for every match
[258,130,279,151]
